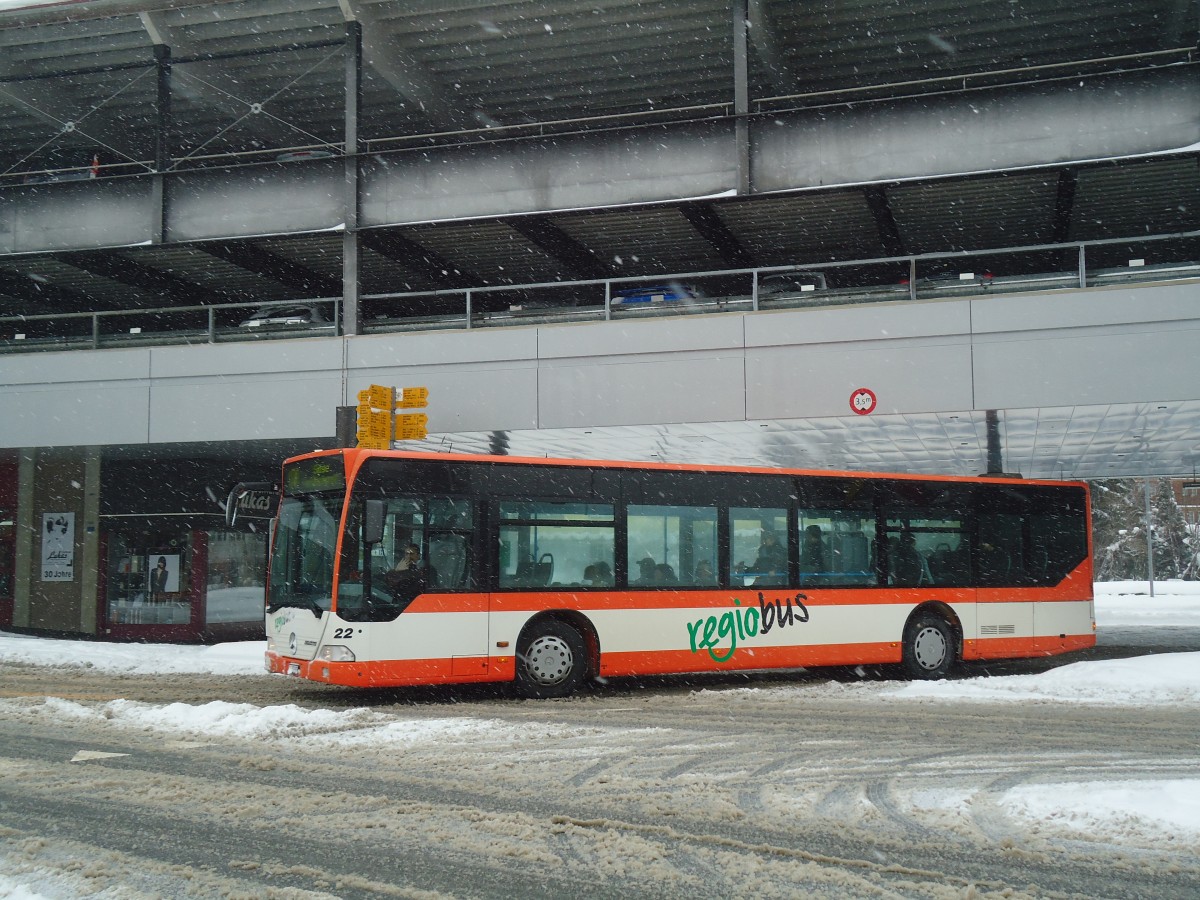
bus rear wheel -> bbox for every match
[515,619,588,698]
[902,614,956,680]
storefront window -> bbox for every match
[205,530,268,625]
[106,531,192,626]
[0,508,14,609]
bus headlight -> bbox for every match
[265,636,276,653]
[318,644,356,662]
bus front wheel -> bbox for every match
[902,614,956,680]
[515,619,588,699]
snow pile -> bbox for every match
[1094,579,1200,627]
[1000,780,1200,845]
[890,651,1200,705]
[27,696,625,747]
[0,633,266,675]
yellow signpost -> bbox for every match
[355,385,395,449]
[355,385,430,447]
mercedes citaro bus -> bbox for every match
[235,448,1094,697]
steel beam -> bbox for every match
[507,216,610,280]
[863,185,906,257]
[200,241,340,297]
[732,0,750,195]
[1051,168,1078,244]
[51,251,213,306]
[343,19,362,336]
[753,69,1200,194]
[338,0,467,132]
[679,202,754,268]
[151,42,171,245]
[359,230,481,289]
[0,268,90,313]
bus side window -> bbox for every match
[977,512,1023,586]
[728,507,788,587]
[883,512,967,587]
[627,504,717,589]
[498,500,614,590]
[796,499,878,586]
[366,497,471,591]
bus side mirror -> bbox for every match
[363,499,385,545]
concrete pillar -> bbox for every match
[13,447,101,634]
[13,450,34,629]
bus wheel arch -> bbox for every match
[514,612,597,698]
[901,603,960,680]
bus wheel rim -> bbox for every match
[526,635,574,685]
[913,626,947,670]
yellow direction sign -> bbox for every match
[358,384,395,410]
[394,412,428,441]
[397,386,429,409]
[356,409,391,449]
[356,384,396,448]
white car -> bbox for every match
[239,304,330,328]
[275,149,336,162]
[758,271,829,297]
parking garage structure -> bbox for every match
[2,0,1199,640]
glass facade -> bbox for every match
[106,530,192,626]
[99,456,277,641]
[205,530,269,626]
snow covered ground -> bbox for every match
[1,581,1198,897]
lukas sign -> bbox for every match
[236,491,275,517]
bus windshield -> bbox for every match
[268,492,343,615]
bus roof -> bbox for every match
[283,447,1088,490]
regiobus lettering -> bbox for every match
[248,448,1096,697]
[687,593,810,662]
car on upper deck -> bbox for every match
[239,304,332,329]
[758,271,829,299]
[610,283,697,305]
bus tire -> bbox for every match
[901,614,956,680]
[515,619,588,699]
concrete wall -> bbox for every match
[2,279,1198,450]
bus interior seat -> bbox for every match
[927,542,952,583]
[919,555,934,585]
[429,534,467,587]
[833,532,869,573]
[515,553,554,586]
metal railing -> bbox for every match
[3,230,1199,354]
[0,298,341,353]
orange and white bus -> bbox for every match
[249,448,1094,696]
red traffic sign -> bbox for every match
[850,387,877,416]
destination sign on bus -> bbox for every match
[283,457,345,493]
